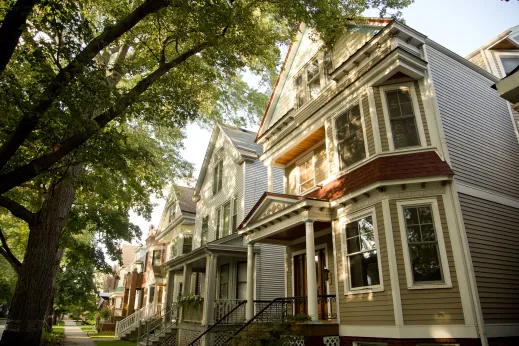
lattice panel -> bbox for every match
[280,335,305,346]
[323,336,340,346]
[179,329,201,346]
[160,330,178,346]
[213,331,234,346]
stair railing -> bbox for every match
[115,306,144,339]
[187,300,247,346]
[137,303,180,346]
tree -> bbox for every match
[0,0,412,345]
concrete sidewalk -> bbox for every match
[63,320,97,346]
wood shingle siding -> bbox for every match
[426,44,519,199]
[389,196,464,325]
[362,95,376,156]
[335,203,395,325]
[458,193,519,324]
[373,86,390,152]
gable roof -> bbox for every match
[466,25,519,60]
[193,123,262,199]
[256,18,392,140]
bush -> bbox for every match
[99,308,111,321]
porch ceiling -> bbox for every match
[274,126,325,165]
[266,221,331,242]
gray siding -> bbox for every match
[426,45,519,199]
[458,193,519,325]
[255,244,285,300]
[272,167,284,194]
[243,159,269,215]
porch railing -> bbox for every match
[114,302,156,339]
[214,299,245,322]
[137,303,180,346]
[181,303,204,323]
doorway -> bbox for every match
[293,248,328,320]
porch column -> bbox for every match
[246,243,255,320]
[202,254,217,326]
[267,165,273,192]
[305,219,319,321]
[182,264,192,296]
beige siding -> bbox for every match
[458,193,519,324]
[389,197,464,325]
[285,163,296,195]
[314,143,328,184]
[361,95,376,156]
[373,87,390,151]
[285,233,336,298]
[491,51,504,77]
[414,81,431,146]
[332,31,372,68]
[468,52,487,71]
[335,203,395,325]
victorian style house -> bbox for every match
[233,19,519,346]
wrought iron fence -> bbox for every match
[214,299,246,323]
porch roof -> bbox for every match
[163,243,250,271]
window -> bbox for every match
[396,198,451,289]
[222,202,231,238]
[232,197,238,233]
[149,286,155,304]
[152,250,162,266]
[170,240,178,259]
[402,205,443,283]
[219,264,229,299]
[335,104,366,170]
[298,155,314,193]
[236,262,247,300]
[183,236,192,254]
[294,52,329,108]
[212,159,223,195]
[144,252,149,271]
[215,207,221,240]
[385,88,420,149]
[168,206,175,223]
[500,56,519,75]
[344,213,381,291]
[201,216,209,246]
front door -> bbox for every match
[293,248,328,319]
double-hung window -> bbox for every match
[152,250,162,266]
[294,53,329,109]
[307,58,321,99]
[384,88,420,149]
[215,208,221,240]
[298,155,315,194]
[232,198,238,233]
[201,216,209,246]
[222,202,231,238]
[344,210,381,292]
[397,199,451,289]
[168,206,175,223]
[335,104,366,170]
[212,159,223,195]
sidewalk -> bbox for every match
[63,320,97,346]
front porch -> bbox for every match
[239,193,337,325]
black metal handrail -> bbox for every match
[137,303,180,346]
[187,300,247,346]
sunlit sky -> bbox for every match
[128,0,519,245]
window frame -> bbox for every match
[236,261,247,300]
[152,249,162,266]
[379,82,427,152]
[232,196,238,234]
[294,53,328,109]
[396,198,452,290]
[332,99,369,172]
[201,216,209,246]
[212,157,224,196]
[296,152,316,194]
[494,51,519,77]
[340,206,384,295]
[219,263,230,299]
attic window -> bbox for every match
[294,51,330,109]
[501,56,519,75]
[212,158,223,195]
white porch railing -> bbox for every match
[214,299,245,322]
[114,303,156,339]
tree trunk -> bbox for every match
[0,167,79,346]
[44,249,64,332]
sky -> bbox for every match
[127,0,519,245]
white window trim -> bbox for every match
[494,50,519,78]
[212,157,224,196]
[296,152,315,194]
[294,52,328,109]
[396,197,452,290]
[331,97,370,174]
[379,82,427,151]
[340,206,384,295]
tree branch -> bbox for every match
[0,0,39,74]
[0,227,22,274]
[0,0,171,171]
[0,195,36,223]
[0,41,211,195]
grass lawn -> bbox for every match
[94,341,135,346]
[78,324,97,333]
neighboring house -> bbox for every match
[467,25,519,133]
[106,244,139,317]
[234,19,519,346]
[156,124,285,345]
[155,186,196,308]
